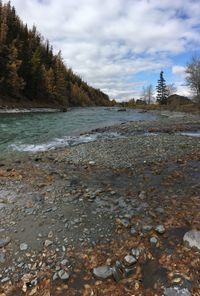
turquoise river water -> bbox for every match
[0,107,158,159]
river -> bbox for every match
[0,107,158,159]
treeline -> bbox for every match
[0,1,110,107]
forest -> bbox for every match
[0,1,111,108]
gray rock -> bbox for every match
[93,265,113,279]
[131,248,140,259]
[0,252,6,263]
[112,266,123,282]
[53,273,58,281]
[183,230,200,250]
[20,243,28,251]
[124,255,137,266]
[58,270,70,280]
[142,225,152,232]
[155,224,165,234]
[60,259,68,266]
[124,267,135,277]
[0,237,11,248]
[150,237,158,244]
[119,218,130,228]
[155,207,164,214]
[130,226,137,235]
[164,287,191,296]
[138,191,146,199]
[44,240,53,247]
[1,277,10,283]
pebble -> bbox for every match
[119,218,130,228]
[130,226,137,235]
[155,207,164,214]
[60,259,68,266]
[58,270,70,280]
[124,267,135,277]
[164,287,191,296]
[124,255,137,266]
[150,237,158,244]
[20,243,28,251]
[0,252,6,263]
[44,240,53,247]
[0,237,11,248]
[131,248,140,259]
[93,265,113,279]
[155,224,165,234]
[183,229,200,251]
[112,266,123,282]
[142,225,152,232]
[1,277,10,283]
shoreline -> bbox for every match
[0,107,67,114]
[0,114,199,295]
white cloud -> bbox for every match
[172,66,186,76]
[6,0,200,100]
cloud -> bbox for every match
[172,65,186,76]
[7,0,200,100]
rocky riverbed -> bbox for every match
[0,111,200,295]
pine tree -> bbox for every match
[156,71,168,104]
[0,1,110,106]
[6,40,24,94]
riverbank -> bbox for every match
[0,112,199,295]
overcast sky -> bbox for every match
[6,0,200,101]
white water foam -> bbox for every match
[180,131,200,138]
[10,132,121,153]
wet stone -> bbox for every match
[183,229,200,250]
[93,265,113,279]
[164,287,191,296]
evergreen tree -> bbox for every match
[0,1,110,107]
[156,71,168,104]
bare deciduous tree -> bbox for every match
[142,84,154,104]
[186,56,200,102]
[166,83,177,97]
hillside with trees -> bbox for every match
[0,1,110,109]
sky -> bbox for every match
[5,0,200,101]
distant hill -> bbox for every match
[0,1,110,109]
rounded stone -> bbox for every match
[155,224,165,234]
[124,255,137,266]
[58,270,70,280]
[183,229,200,250]
[20,243,28,251]
[93,265,113,279]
